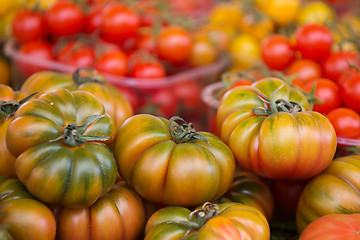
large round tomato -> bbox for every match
[296,155,360,232]
[6,88,117,208]
[218,170,274,221]
[20,68,133,131]
[0,176,56,240]
[298,213,360,240]
[217,77,337,180]
[145,202,270,239]
[113,114,236,207]
[55,182,145,240]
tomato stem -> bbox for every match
[72,67,105,85]
[169,116,208,144]
[0,92,38,120]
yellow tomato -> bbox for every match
[0,0,24,16]
[189,39,218,66]
[238,12,275,41]
[209,2,241,37]
[26,0,56,10]
[257,0,301,26]
[297,1,335,25]
[229,34,261,70]
[0,57,10,85]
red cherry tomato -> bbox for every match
[295,23,333,62]
[261,34,295,70]
[150,88,178,118]
[45,1,85,37]
[84,3,104,34]
[12,9,47,43]
[135,31,157,54]
[304,78,341,114]
[173,80,201,110]
[340,72,360,113]
[56,42,95,68]
[322,51,358,84]
[131,60,166,80]
[94,50,128,77]
[327,107,360,138]
[157,25,192,65]
[287,58,322,88]
[101,2,140,43]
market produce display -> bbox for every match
[0,0,360,239]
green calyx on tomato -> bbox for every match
[0,92,38,120]
[72,67,106,85]
[51,115,110,147]
[169,116,208,144]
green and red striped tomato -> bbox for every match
[0,176,56,240]
[145,202,270,239]
[216,77,337,180]
[296,155,360,232]
[113,114,236,207]
[6,88,117,208]
[20,68,133,131]
[218,170,274,221]
[55,182,146,240]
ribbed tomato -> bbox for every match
[296,155,360,232]
[113,114,236,207]
[217,77,337,180]
[218,170,274,221]
[20,68,133,131]
[54,182,146,240]
[0,176,56,240]
[6,88,117,208]
[145,202,270,239]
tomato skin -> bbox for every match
[113,114,236,207]
[298,213,360,240]
[45,1,84,37]
[12,9,47,43]
[218,170,274,221]
[217,78,337,180]
[55,182,146,240]
[0,176,56,240]
[322,51,358,84]
[327,107,360,139]
[296,155,360,232]
[340,73,360,113]
[295,23,333,62]
[145,202,270,239]
[261,34,295,70]
[6,89,117,208]
[304,78,341,114]
[287,58,322,88]
[94,50,128,77]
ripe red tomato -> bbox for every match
[340,72,360,113]
[295,23,333,62]
[287,58,322,88]
[261,34,295,70]
[12,9,47,43]
[17,40,54,77]
[101,2,140,43]
[94,50,128,77]
[157,25,192,65]
[304,78,341,114]
[135,30,157,54]
[84,3,104,34]
[45,1,85,37]
[56,42,95,68]
[131,61,166,80]
[150,88,178,118]
[327,107,360,139]
[322,51,358,84]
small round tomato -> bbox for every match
[304,78,341,114]
[11,9,47,43]
[101,2,140,43]
[340,72,360,113]
[229,34,261,70]
[45,0,84,37]
[135,30,157,54]
[322,51,358,84]
[149,88,178,118]
[189,38,218,66]
[157,25,192,65]
[84,3,104,34]
[261,34,295,70]
[257,0,301,26]
[56,41,95,68]
[287,58,322,88]
[131,60,166,80]
[327,107,360,139]
[297,0,335,25]
[94,50,128,77]
[295,23,333,62]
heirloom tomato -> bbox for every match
[145,202,270,239]
[0,176,56,240]
[218,170,274,221]
[20,68,133,131]
[217,77,337,180]
[113,114,236,207]
[299,213,360,240]
[6,88,117,208]
[55,182,145,240]
[296,155,360,232]
[0,84,29,177]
